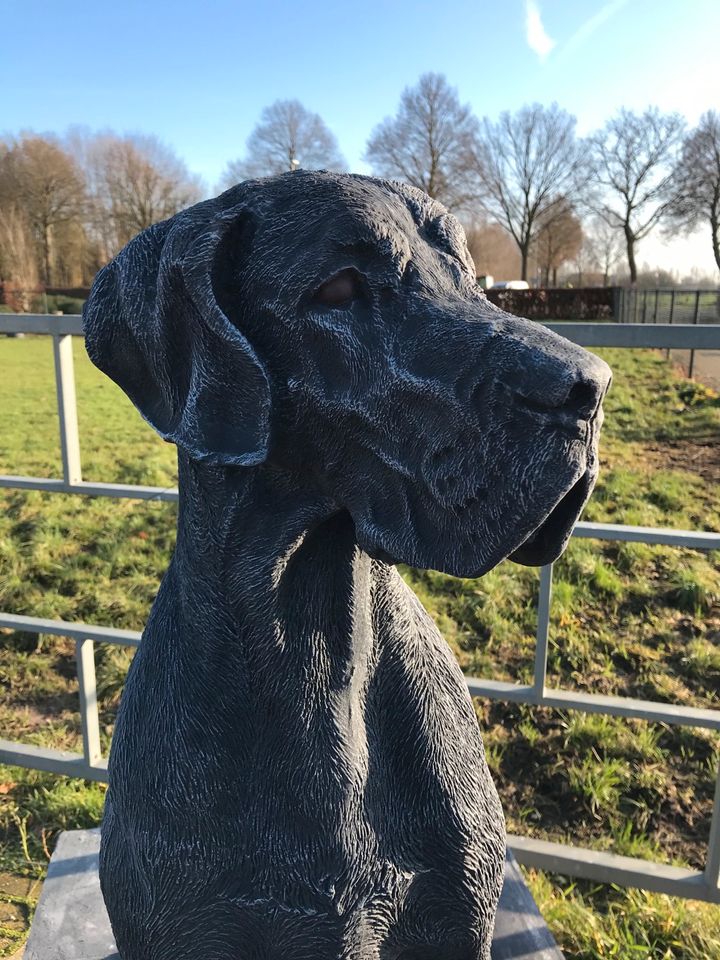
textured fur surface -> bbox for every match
[84,171,611,960]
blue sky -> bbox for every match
[2,0,719,273]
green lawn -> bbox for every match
[1,336,719,958]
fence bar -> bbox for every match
[534,565,553,696]
[4,315,720,352]
[75,639,102,766]
[466,678,720,731]
[544,323,720,350]
[0,485,706,526]
[0,475,178,501]
[509,834,719,904]
[573,520,720,550]
[52,334,82,485]
[0,738,107,782]
[0,314,83,335]
[705,761,720,890]
[0,612,142,647]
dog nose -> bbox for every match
[513,375,607,421]
[489,329,612,424]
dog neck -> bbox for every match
[168,457,382,691]
[118,456,404,818]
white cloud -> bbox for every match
[525,0,556,61]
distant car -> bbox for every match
[490,280,530,290]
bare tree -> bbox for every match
[221,100,345,186]
[0,205,40,307]
[585,107,685,284]
[364,73,479,211]
[463,220,521,281]
[533,200,583,286]
[570,234,599,287]
[584,216,623,286]
[469,103,586,280]
[86,134,203,255]
[0,135,86,285]
[666,111,720,274]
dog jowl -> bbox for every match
[84,171,611,960]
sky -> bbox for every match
[2,0,719,276]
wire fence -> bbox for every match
[618,288,720,325]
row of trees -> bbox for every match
[221,76,720,284]
[1,77,718,295]
[0,133,202,293]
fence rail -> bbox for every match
[2,313,720,903]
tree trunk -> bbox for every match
[42,221,52,287]
[520,245,529,282]
[625,225,637,285]
[552,266,558,287]
[711,207,720,273]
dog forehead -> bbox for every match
[244,171,465,277]
[262,174,417,237]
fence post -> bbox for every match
[653,289,659,323]
[76,638,102,768]
[665,289,676,359]
[705,760,720,892]
[52,334,82,486]
[642,290,648,323]
[688,291,701,379]
[534,564,553,698]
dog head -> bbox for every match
[84,171,611,578]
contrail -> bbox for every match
[563,0,631,57]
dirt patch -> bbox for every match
[639,437,720,484]
[0,873,39,957]
[670,350,720,392]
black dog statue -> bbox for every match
[84,171,611,960]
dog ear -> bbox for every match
[83,201,271,466]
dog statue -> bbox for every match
[84,171,610,960]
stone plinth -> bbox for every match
[25,829,563,959]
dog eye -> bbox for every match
[313,268,362,307]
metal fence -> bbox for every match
[617,287,720,325]
[616,288,720,378]
[1,313,720,904]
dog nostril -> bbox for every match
[564,380,601,418]
[430,445,454,466]
[470,382,484,406]
[515,379,602,419]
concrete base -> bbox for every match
[25,829,563,959]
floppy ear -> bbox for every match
[83,200,271,466]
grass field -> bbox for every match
[1,335,719,958]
